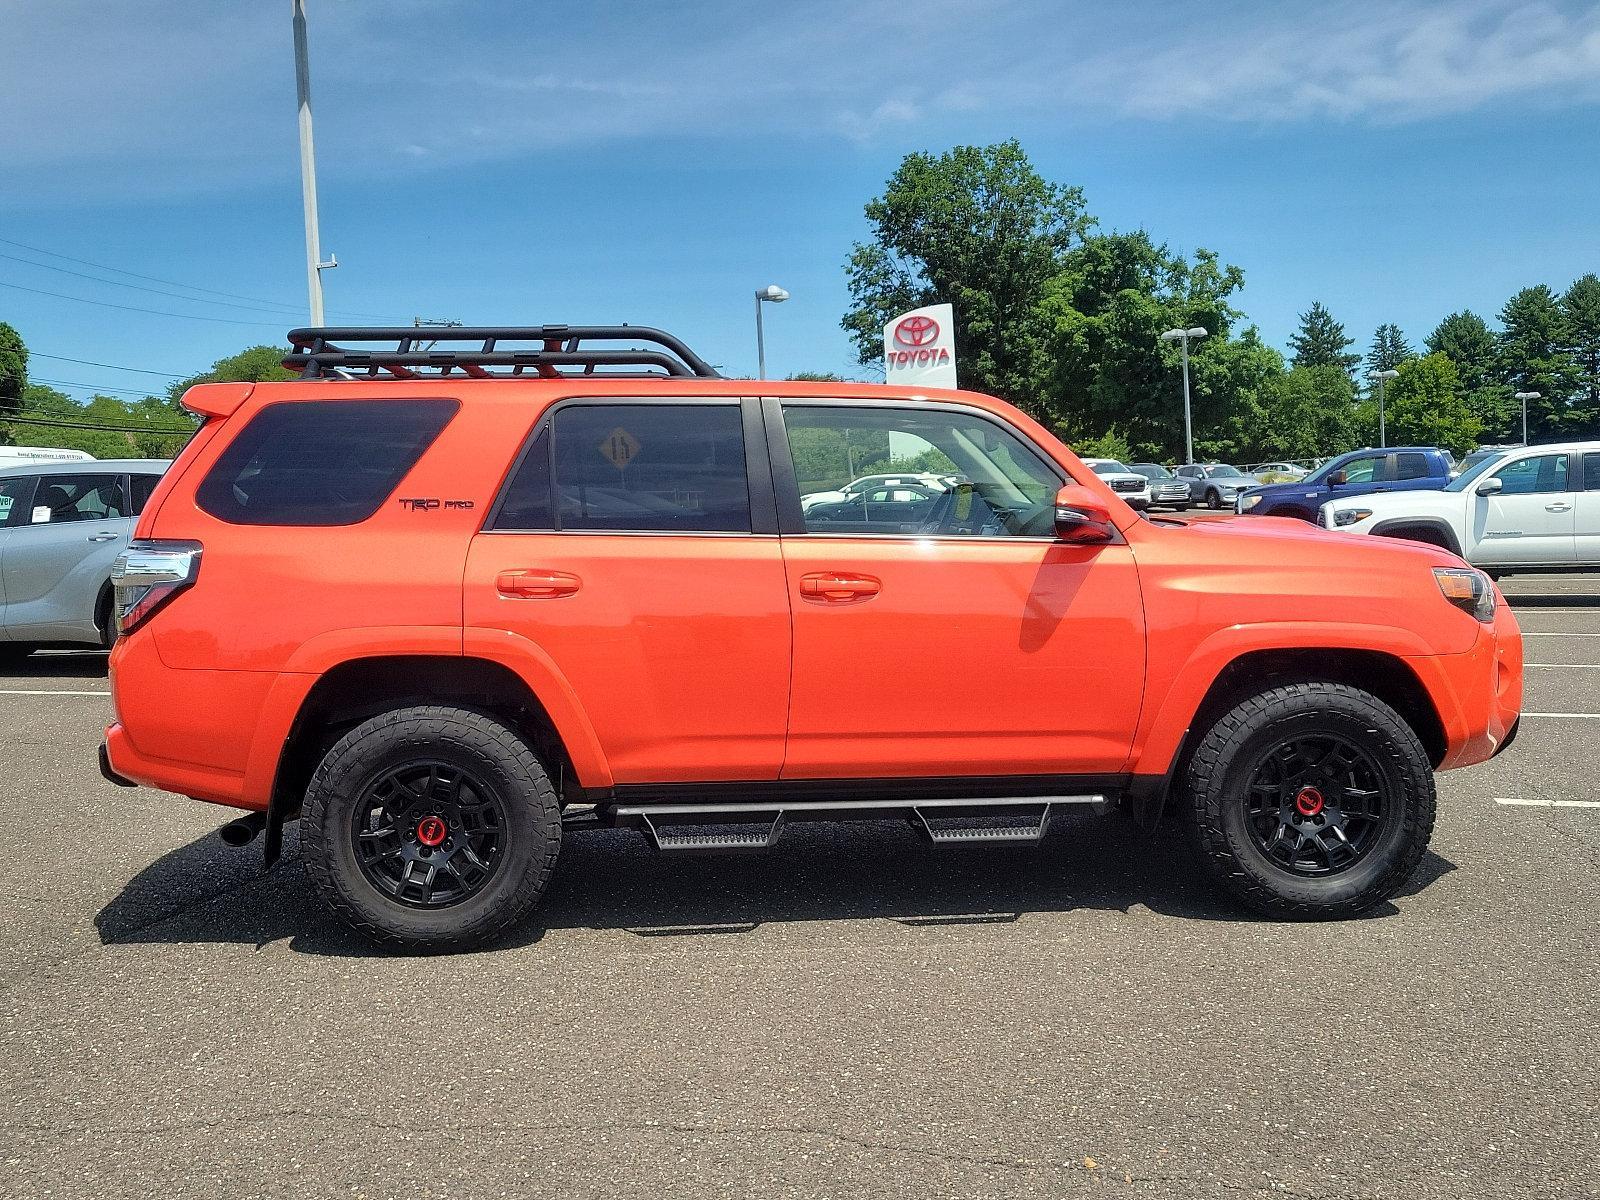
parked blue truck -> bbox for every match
[1236,447,1455,522]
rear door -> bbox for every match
[771,399,1145,780]
[0,471,130,639]
[1470,451,1575,566]
[1574,451,1600,565]
[464,397,791,784]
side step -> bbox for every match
[605,794,1104,853]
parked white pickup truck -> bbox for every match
[1319,441,1600,575]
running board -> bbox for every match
[606,794,1105,853]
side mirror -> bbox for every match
[1054,484,1115,544]
[1476,477,1504,496]
[1327,470,1348,486]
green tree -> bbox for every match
[0,321,27,432]
[1381,352,1480,455]
[842,140,1093,420]
[1427,310,1512,443]
[1562,273,1600,432]
[786,372,847,382]
[1498,286,1579,440]
[1365,323,1413,375]
[1288,301,1359,374]
[1257,365,1358,460]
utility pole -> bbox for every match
[293,0,335,325]
[1514,391,1540,446]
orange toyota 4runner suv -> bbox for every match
[102,326,1523,949]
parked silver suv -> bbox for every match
[0,460,168,664]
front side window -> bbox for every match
[784,405,1059,537]
[494,403,751,533]
[0,476,35,526]
[26,473,127,524]
[1340,456,1384,484]
[196,399,457,526]
[1493,453,1568,496]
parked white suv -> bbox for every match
[1081,459,1151,510]
[1320,441,1600,574]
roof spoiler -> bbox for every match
[178,382,255,419]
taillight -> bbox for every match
[111,540,203,634]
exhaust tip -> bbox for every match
[219,812,267,847]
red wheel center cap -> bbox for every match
[416,815,448,847]
[1294,787,1325,817]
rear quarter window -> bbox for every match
[195,399,457,526]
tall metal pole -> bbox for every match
[1179,335,1194,466]
[293,0,326,326]
[1377,374,1386,448]
[755,295,767,380]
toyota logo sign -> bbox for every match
[894,315,940,348]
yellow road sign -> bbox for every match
[598,427,641,469]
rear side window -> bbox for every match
[1584,454,1600,491]
[1393,452,1430,480]
[195,400,457,526]
[493,403,751,533]
[130,473,161,515]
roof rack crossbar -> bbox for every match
[285,325,721,381]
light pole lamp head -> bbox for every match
[1186,327,1208,339]
[757,285,790,303]
[1514,390,1541,400]
[1375,369,1399,381]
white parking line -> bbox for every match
[1495,797,1600,809]
[1521,632,1600,637]
[0,689,109,697]
[1523,711,1600,719]
[1526,663,1600,668]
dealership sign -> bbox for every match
[882,303,957,389]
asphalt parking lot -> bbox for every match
[3,577,1597,1200]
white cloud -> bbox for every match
[2,0,1597,201]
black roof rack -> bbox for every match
[284,325,723,381]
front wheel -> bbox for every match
[1206,489,1222,509]
[1182,682,1436,919]
[302,706,561,950]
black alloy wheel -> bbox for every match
[1241,734,1386,877]
[352,761,507,908]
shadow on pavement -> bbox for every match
[95,813,1457,958]
[1503,594,1600,608]
[2,652,109,680]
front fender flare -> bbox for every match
[1131,621,1437,779]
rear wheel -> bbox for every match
[302,706,561,950]
[1182,681,1435,919]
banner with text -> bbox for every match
[882,303,957,389]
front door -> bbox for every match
[773,401,1145,781]
[1469,451,1576,566]
[464,398,790,785]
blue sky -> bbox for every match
[3,0,1599,397]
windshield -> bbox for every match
[1090,461,1130,475]
[1130,463,1171,479]
[1445,450,1511,492]
[1209,465,1246,478]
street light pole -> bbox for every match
[1373,369,1399,448]
[754,285,789,380]
[293,0,335,325]
[1514,391,1540,446]
[1160,326,1208,464]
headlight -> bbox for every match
[1331,507,1374,527]
[1434,567,1495,622]
[1240,494,1263,511]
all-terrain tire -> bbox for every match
[1182,681,1436,919]
[302,705,560,951]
